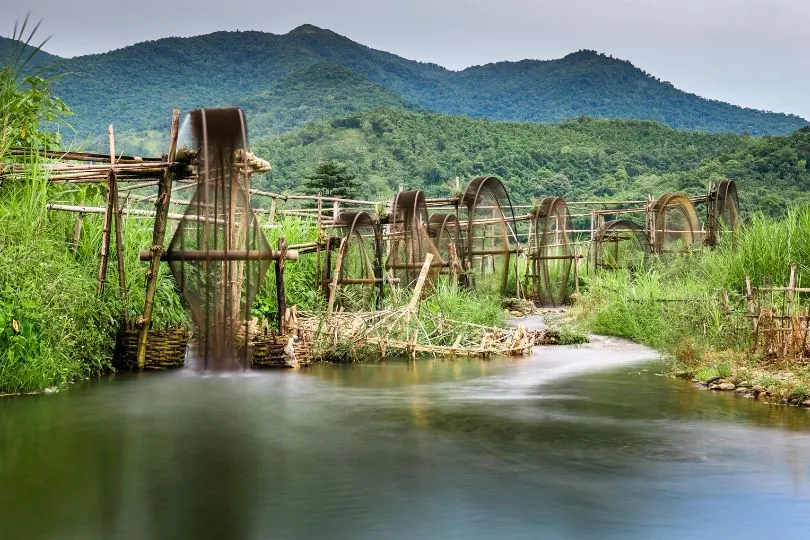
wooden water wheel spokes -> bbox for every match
[529,196,573,306]
[651,193,701,253]
[592,219,651,272]
[461,176,518,294]
[386,190,442,289]
[326,211,381,311]
[428,212,463,275]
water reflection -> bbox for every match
[1,339,810,539]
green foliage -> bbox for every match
[0,35,188,392]
[303,160,359,199]
[255,109,746,201]
[574,205,810,389]
[0,160,115,393]
[253,217,322,327]
[556,325,590,345]
[0,24,69,155]
[418,279,506,332]
[254,109,810,218]
[241,62,415,136]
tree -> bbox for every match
[303,161,360,199]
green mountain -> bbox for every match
[239,62,416,137]
[3,24,804,146]
[0,35,60,73]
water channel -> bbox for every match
[2,335,810,539]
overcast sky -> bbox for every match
[3,0,808,120]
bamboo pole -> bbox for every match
[137,249,300,262]
[7,146,161,163]
[408,253,434,312]
[96,125,117,295]
[276,237,288,335]
[46,203,222,223]
[327,238,348,315]
[70,205,84,253]
[109,126,129,325]
[315,194,322,291]
[137,109,180,370]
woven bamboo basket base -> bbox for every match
[114,327,189,370]
[249,330,313,368]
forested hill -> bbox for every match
[0,35,60,72]
[252,109,810,217]
[4,25,806,142]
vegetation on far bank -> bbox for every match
[572,206,810,402]
[254,109,810,217]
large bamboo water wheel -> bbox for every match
[460,176,518,293]
[706,179,740,246]
[526,197,574,306]
[166,107,271,369]
[386,190,443,289]
[323,211,381,311]
[651,193,701,253]
[592,219,651,272]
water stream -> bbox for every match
[2,336,809,539]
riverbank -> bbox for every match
[571,206,810,408]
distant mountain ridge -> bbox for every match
[1,25,807,144]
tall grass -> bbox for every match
[573,206,810,376]
[0,34,188,393]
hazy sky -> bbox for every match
[3,0,808,119]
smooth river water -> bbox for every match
[2,336,810,539]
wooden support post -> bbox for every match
[786,263,797,358]
[332,200,340,222]
[787,263,797,315]
[315,193,322,291]
[137,109,180,370]
[275,237,288,334]
[71,207,84,253]
[327,238,348,315]
[96,124,116,295]
[408,253,434,313]
[448,242,461,287]
[108,126,129,325]
[268,197,276,227]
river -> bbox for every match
[2,336,810,539]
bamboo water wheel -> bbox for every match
[592,219,651,272]
[526,197,574,306]
[324,211,382,311]
[166,108,272,369]
[386,190,442,289]
[651,193,701,253]
[460,176,518,293]
[706,179,740,246]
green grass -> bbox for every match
[572,205,810,402]
[0,43,189,393]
